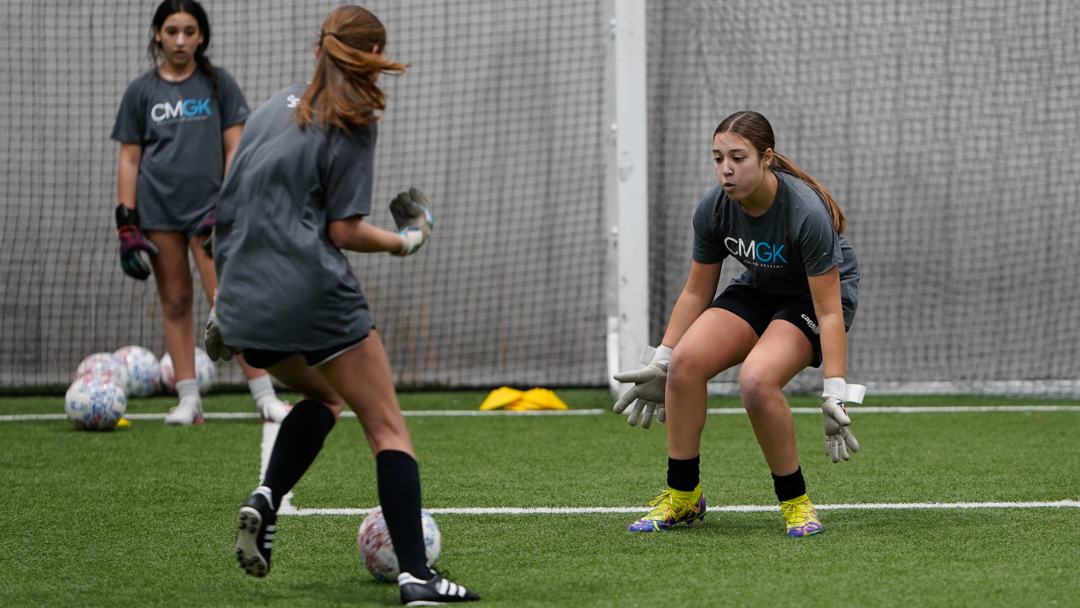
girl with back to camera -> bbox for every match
[111,0,289,425]
[613,111,862,537]
[207,5,479,604]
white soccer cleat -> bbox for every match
[164,398,204,426]
[257,396,291,424]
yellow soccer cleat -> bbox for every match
[780,494,823,537]
[628,486,706,532]
[116,418,131,427]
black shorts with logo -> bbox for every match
[708,284,841,368]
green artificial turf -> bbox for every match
[0,390,1077,607]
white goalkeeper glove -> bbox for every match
[390,188,434,256]
[205,305,241,362]
[822,377,865,463]
[612,345,671,429]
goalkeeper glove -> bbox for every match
[204,305,241,362]
[116,205,159,280]
[390,188,434,256]
[612,345,671,429]
[822,377,864,463]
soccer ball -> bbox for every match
[195,347,215,392]
[357,507,441,582]
[74,352,130,391]
[159,348,215,394]
[65,375,127,431]
[113,345,161,398]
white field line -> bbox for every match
[278,500,1080,517]
[256,406,1079,517]
[6,404,1080,423]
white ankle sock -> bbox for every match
[248,374,276,403]
[176,379,200,403]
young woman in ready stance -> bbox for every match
[614,111,862,536]
[111,0,289,425]
[207,6,478,605]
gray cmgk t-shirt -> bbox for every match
[213,84,376,351]
[111,67,250,231]
[693,171,860,327]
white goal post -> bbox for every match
[605,0,651,395]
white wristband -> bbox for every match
[823,377,867,404]
[823,377,846,400]
[396,228,424,255]
[652,345,673,367]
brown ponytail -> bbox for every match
[714,111,846,234]
[296,6,408,131]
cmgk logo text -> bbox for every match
[724,237,788,264]
[151,98,212,122]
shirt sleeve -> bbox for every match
[692,189,728,264]
[324,124,376,220]
[110,78,146,144]
[797,203,844,276]
[216,68,251,130]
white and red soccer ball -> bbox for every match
[64,375,127,431]
[357,507,441,582]
[113,345,161,398]
[74,352,130,391]
[159,347,215,394]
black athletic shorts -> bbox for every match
[242,332,370,369]
[708,284,840,368]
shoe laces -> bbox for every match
[781,500,815,525]
[643,489,689,520]
[648,489,674,509]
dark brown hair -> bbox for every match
[714,111,846,234]
[148,0,218,99]
[296,6,408,130]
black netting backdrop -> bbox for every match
[1,1,607,387]
[648,0,1080,393]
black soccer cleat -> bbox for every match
[235,491,276,578]
[398,570,481,605]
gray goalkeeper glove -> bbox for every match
[390,187,434,256]
[822,377,865,463]
[612,345,672,429]
[205,305,241,362]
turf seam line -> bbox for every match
[8,404,1080,422]
[277,500,1080,516]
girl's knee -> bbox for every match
[159,297,193,321]
[739,365,780,408]
[668,345,711,387]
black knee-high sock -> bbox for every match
[667,456,700,492]
[376,450,430,580]
[772,467,807,502]
[261,399,336,511]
